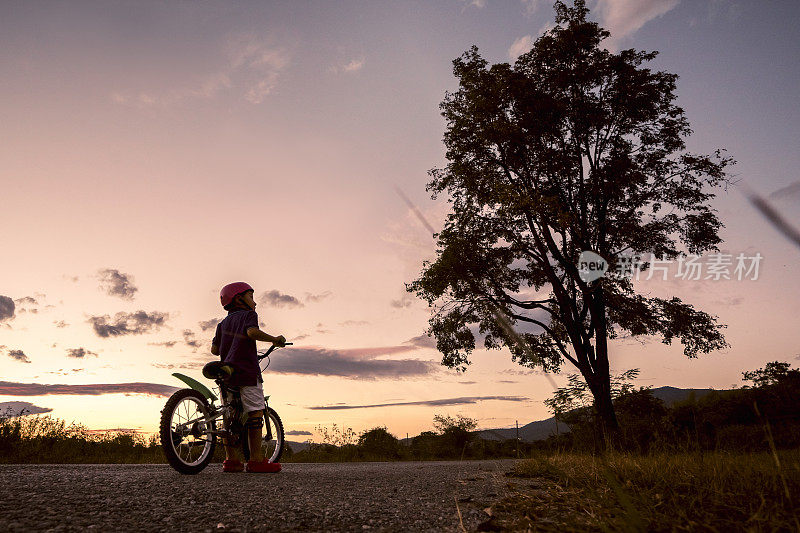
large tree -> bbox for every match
[408,0,732,440]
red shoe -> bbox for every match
[246,459,281,473]
[222,459,244,473]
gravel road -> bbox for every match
[0,460,518,532]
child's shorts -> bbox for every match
[226,382,266,414]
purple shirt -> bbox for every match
[212,309,262,386]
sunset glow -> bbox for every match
[2,0,799,441]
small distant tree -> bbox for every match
[743,361,800,388]
[409,0,733,442]
[357,426,401,459]
[432,414,478,433]
[410,431,438,460]
[433,414,478,455]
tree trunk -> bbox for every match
[584,286,619,448]
[585,371,619,450]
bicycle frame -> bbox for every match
[169,343,291,439]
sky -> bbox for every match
[1,0,799,440]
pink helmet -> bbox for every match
[220,282,254,308]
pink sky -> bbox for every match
[1,0,799,439]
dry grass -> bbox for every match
[484,451,800,531]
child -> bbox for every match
[211,281,286,473]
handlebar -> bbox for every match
[258,342,292,361]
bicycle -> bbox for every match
[159,342,292,474]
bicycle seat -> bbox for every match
[202,361,234,381]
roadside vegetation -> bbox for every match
[477,361,800,530]
[489,450,800,531]
[0,415,165,464]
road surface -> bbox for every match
[0,460,518,532]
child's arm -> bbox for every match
[246,327,286,346]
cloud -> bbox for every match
[97,269,138,300]
[769,181,800,202]
[459,0,487,9]
[458,381,478,385]
[343,58,365,72]
[0,401,53,416]
[53,320,69,328]
[14,296,42,314]
[308,395,529,410]
[183,329,201,350]
[66,348,98,359]
[712,296,743,307]
[390,294,414,309]
[198,318,221,331]
[44,368,84,376]
[0,381,180,397]
[286,430,313,436]
[597,0,680,46]
[14,296,38,309]
[500,368,538,376]
[112,35,289,107]
[305,291,332,303]
[87,310,169,337]
[330,58,365,74]
[259,290,304,309]
[339,320,369,327]
[521,0,544,15]
[268,345,438,380]
[497,380,518,384]
[152,362,204,370]
[508,35,534,59]
[334,345,418,358]
[0,296,15,322]
[5,348,31,364]
[405,334,437,349]
[229,35,290,104]
[148,340,178,348]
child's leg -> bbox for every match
[246,410,265,462]
[223,435,239,461]
[221,391,239,462]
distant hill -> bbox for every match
[284,440,312,453]
[477,386,717,442]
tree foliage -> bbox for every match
[357,426,401,459]
[743,361,800,388]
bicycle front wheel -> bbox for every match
[242,406,284,463]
